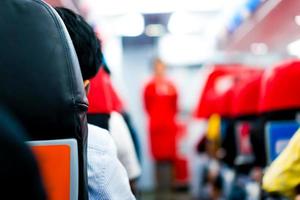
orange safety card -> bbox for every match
[31,145,71,200]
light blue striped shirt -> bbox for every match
[87,124,136,200]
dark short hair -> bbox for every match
[55,7,103,80]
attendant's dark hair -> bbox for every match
[55,7,103,80]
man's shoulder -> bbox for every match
[87,124,116,152]
[88,123,109,135]
[110,112,126,127]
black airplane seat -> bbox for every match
[0,106,47,199]
[0,0,88,199]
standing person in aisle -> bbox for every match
[143,58,179,195]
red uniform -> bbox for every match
[143,77,178,161]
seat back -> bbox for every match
[265,121,299,164]
[234,121,255,166]
[220,118,237,167]
[28,139,78,200]
[0,0,88,199]
[0,106,46,199]
[251,112,299,167]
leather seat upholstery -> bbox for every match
[0,0,88,199]
[0,106,46,199]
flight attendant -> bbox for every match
[143,58,178,192]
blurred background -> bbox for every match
[45,0,300,199]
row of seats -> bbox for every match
[194,60,300,167]
[191,60,300,199]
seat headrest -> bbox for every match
[194,66,239,118]
[194,65,263,118]
[232,71,263,117]
[214,86,235,117]
[88,68,113,114]
[259,60,300,113]
[0,0,88,139]
[194,66,254,118]
[110,81,125,113]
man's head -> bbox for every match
[152,58,166,77]
[55,7,103,84]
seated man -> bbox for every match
[55,7,135,200]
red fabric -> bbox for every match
[143,77,178,161]
[259,60,300,113]
[214,87,235,117]
[194,65,241,118]
[87,68,112,114]
[109,83,125,113]
[194,65,261,118]
[232,71,263,117]
[174,123,189,184]
[174,158,189,184]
